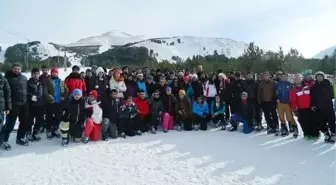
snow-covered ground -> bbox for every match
[0,127,334,185]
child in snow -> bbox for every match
[148,90,163,134]
[101,89,122,140]
[229,92,254,134]
[210,94,226,130]
[175,90,192,131]
[83,90,103,144]
[192,96,209,131]
[161,87,177,133]
[119,96,138,137]
[60,89,86,146]
[133,90,150,134]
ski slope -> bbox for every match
[0,128,334,185]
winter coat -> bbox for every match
[62,98,86,122]
[5,71,27,106]
[184,83,194,100]
[119,103,138,119]
[149,98,164,118]
[154,83,167,97]
[102,98,122,123]
[237,100,254,122]
[310,79,334,111]
[175,97,192,119]
[43,76,68,104]
[290,85,311,110]
[146,82,155,98]
[124,81,137,98]
[276,81,292,103]
[191,81,203,98]
[86,100,103,124]
[133,97,150,118]
[203,80,217,98]
[162,94,177,115]
[229,79,244,102]
[303,80,315,89]
[0,74,11,111]
[137,80,147,97]
[85,76,96,94]
[27,78,44,107]
[210,101,225,115]
[192,101,209,118]
[242,79,258,100]
[65,72,87,95]
[95,77,109,100]
[258,80,277,104]
[109,77,127,98]
[215,78,230,102]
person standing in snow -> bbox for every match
[0,72,11,148]
[109,68,127,99]
[310,71,335,143]
[26,68,44,142]
[136,73,148,98]
[85,69,96,94]
[43,67,69,140]
[0,63,29,149]
[94,67,109,103]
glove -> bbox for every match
[32,96,37,102]
[95,85,99,89]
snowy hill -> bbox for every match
[313,45,336,59]
[69,30,248,62]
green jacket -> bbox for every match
[333,83,336,98]
[43,77,68,104]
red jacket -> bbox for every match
[65,72,87,94]
[290,85,311,110]
[303,79,314,88]
[133,97,149,118]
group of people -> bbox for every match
[0,63,335,150]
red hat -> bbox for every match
[183,76,190,81]
[51,67,59,74]
[89,90,98,99]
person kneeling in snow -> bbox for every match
[101,89,121,140]
[83,90,104,144]
[60,89,86,147]
[119,96,138,137]
[148,90,163,134]
[229,92,254,134]
[192,96,209,131]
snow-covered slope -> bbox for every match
[68,30,147,53]
[68,30,247,62]
[313,45,336,59]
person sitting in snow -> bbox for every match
[175,90,192,131]
[60,89,86,147]
[229,92,254,134]
[192,96,209,131]
[148,90,163,134]
[119,96,138,137]
[210,94,226,130]
[161,87,177,133]
[83,90,103,144]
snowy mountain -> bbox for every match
[69,30,248,62]
[313,45,336,59]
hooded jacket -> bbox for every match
[27,78,44,107]
[5,71,27,106]
[310,79,334,111]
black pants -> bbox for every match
[193,113,207,130]
[261,101,278,129]
[251,100,262,123]
[0,111,4,134]
[298,109,318,137]
[316,109,335,134]
[45,103,62,132]
[69,120,84,139]
[149,115,160,130]
[134,115,149,132]
[119,117,135,136]
[0,104,29,142]
[102,118,118,138]
[175,115,192,131]
[212,114,225,123]
[28,105,44,135]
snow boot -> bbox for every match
[16,138,29,146]
[32,133,41,142]
[221,121,227,130]
[136,130,142,135]
[120,132,126,138]
[151,127,157,134]
[52,131,61,138]
[280,125,289,136]
[325,132,335,143]
[83,137,89,144]
[62,139,69,147]
[193,124,200,131]
[102,132,109,141]
[228,126,237,132]
[267,128,277,134]
[46,131,53,140]
[289,124,295,133]
[292,124,298,139]
[26,132,34,142]
[1,142,11,150]
[176,125,181,131]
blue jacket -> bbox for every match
[137,81,148,97]
[53,78,61,103]
[276,81,292,103]
[210,101,225,115]
[184,84,194,100]
[192,101,209,118]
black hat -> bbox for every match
[234,72,241,78]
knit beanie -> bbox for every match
[51,67,59,74]
[89,90,98,99]
[178,90,186,96]
[165,86,172,92]
[72,89,83,97]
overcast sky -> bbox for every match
[0,0,335,57]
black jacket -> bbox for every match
[5,71,27,106]
[162,94,177,115]
[149,98,164,117]
[191,81,203,98]
[85,76,96,94]
[310,79,334,111]
[62,98,86,122]
[0,74,11,111]
[237,100,255,122]
[27,78,44,107]
[119,103,138,119]
[243,79,258,101]
[102,98,122,123]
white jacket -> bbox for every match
[86,101,102,124]
[109,78,127,98]
[203,81,217,98]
